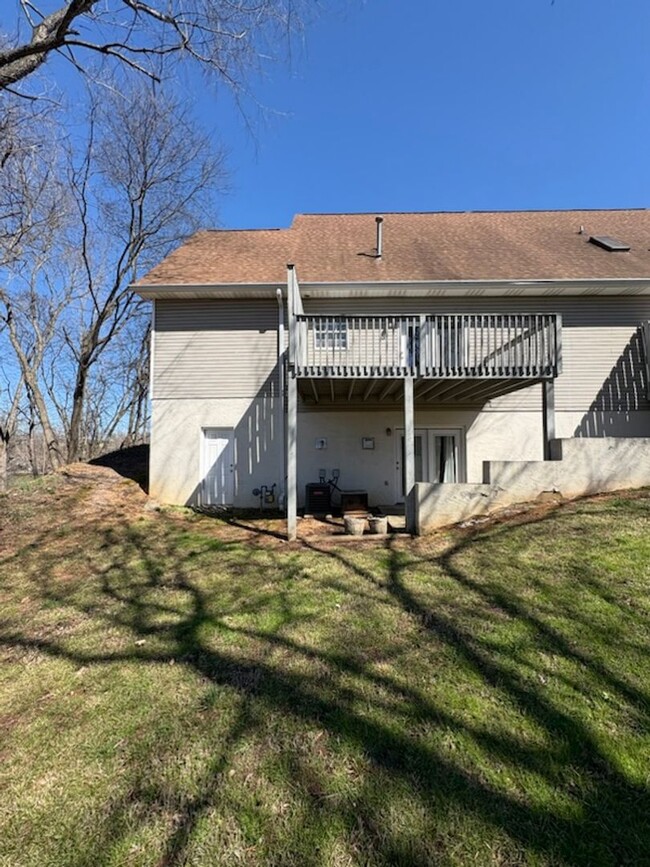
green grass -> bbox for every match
[0,477,649,866]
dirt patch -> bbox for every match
[59,463,149,523]
[1,463,155,559]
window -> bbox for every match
[589,235,630,252]
[314,319,348,350]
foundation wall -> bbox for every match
[415,437,650,532]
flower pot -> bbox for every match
[344,516,366,536]
[368,516,388,535]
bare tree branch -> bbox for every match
[0,0,304,93]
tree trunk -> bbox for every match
[28,420,39,477]
[26,383,63,470]
[67,355,90,463]
[2,308,63,470]
[0,436,8,494]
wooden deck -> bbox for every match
[284,266,563,541]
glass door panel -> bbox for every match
[432,434,458,483]
[399,431,427,499]
[395,428,464,501]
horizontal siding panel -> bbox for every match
[154,300,280,399]
[305,295,650,321]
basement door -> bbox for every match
[395,428,463,501]
[201,428,235,506]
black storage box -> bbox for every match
[305,483,331,514]
[340,490,369,515]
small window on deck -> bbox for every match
[314,320,348,350]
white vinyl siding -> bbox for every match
[154,300,280,399]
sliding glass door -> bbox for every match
[396,428,464,500]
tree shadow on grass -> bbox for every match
[1,496,649,865]
[192,506,289,542]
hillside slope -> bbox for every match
[0,470,649,866]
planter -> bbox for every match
[368,516,388,535]
[344,515,367,536]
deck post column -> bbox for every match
[542,379,556,461]
[404,377,416,534]
[287,366,298,540]
[286,263,298,541]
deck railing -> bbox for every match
[294,313,561,379]
[295,315,420,377]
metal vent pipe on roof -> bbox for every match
[376,216,384,258]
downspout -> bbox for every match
[276,287,286,509]
[148,300,156,496]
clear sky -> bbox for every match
[6,1,649,229]
[201,0,650,229]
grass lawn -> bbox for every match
[0,470,649,866]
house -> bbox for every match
[135,209,650,539]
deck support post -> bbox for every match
[287,368,298,540]
[286,264,298,541]
[404,377,416,534]
[542,379,556,461]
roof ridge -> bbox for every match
[293,207,650,217]
[202,226,288,233]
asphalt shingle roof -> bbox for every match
[138,209,650,286]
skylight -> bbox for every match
[589,235,631,252]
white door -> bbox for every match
[201,428,234,506]
[396,428,428,500]
[395,428,463,501]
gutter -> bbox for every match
[132,277,650,300]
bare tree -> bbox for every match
[0,100,65,267]
[0,82,224,469]
[1,0,300,479]
[61,83,225,462]
[79,315,151,455]
[0,261,74,471]
[0,371,23,492]
[0,96,72,475]
[0,0,302,91]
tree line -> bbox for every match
[0,0,306,490]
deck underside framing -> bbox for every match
[297,375,544,406]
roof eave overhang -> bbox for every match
[133,277,650,300]
[134,282,282,300]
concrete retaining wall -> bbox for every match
[415,436,650,532]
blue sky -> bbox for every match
[202,0,650,228]
[5,1,649,229]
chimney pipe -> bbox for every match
[375,216,384,258]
